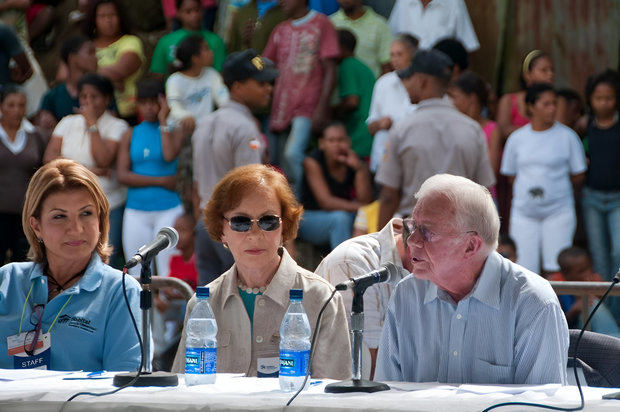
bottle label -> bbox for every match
[185,347,217,374]
[279,349,309,377]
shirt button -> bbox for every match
[456,314,462,320]
[256,336,263,343]
[258,299,265,307]
[453,350,458,357]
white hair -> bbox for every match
[415,174,500,251]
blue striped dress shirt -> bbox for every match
[375,251,569,384]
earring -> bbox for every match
[278,245,284,255]
[222,242,229,249]
[37,238,43,244]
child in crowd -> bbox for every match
[192,49,278,285]
[169,212,198,290]
[497,233,517,263]
[116,78,186,277]
[552,247,620,337]
[333,29,375,160]
[262,0,340,197]
[37,36,98,134]
[556,88,584,132]
[166,34,229,137]
[150,0,226,78]
[449,71,501,202]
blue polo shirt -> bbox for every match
[0,254,142,371]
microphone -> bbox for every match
[125,227,179,269]
[335,263,398,291]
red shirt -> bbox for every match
[169,253,198,290]
[263,10,340,132]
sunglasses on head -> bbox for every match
[225,215,282,232]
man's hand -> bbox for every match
[180,116,196,136]
[377,116,393,131]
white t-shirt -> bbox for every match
[53,112,128,209]
[366,71,416,172]
[166,67,230,124]
[388,0,480,51]
[501,122,587,218]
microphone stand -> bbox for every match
[324,286,390,393]
[113,258,178,387]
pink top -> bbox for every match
[263,10,340,132]
[510,93,530,128]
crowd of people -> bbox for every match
[0,0,619,382]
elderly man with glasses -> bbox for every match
[374,174,569,384]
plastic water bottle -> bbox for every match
[279,289,311,392]
[185,287,217,385]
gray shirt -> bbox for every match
[192,100,263,209]
[376,98,495,216]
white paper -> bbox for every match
[0,368,74,381]
[458,383,561,395]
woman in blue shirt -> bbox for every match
[0,159,142,371]
[117,79,186,277]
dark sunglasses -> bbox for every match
[225,215,282,232]
[24,304,44,356]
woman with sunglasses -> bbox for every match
[172,164,351,379]
[0,159,142,371]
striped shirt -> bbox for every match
[375,251,569,384]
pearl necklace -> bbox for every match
[238,283,266,294]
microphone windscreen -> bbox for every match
[383,262,398,283]
[158,227,179,249]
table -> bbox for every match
[1,370,619,411]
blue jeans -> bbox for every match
[582,187,620,321]
[108,205,125,269]
[269,116,312,198]
[298,210,355,250]
[194,219,234,286]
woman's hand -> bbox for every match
[160,175,177,191]
[158,95,170,125]
[339,148,364,171]
[377,116,393,131]
[80,103,99,127]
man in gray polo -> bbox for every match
[193,49,278,285]
[376,49,495,228]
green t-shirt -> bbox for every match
[150,28,227,75]
[338,57,376,157]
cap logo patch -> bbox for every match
[251,56,264,71]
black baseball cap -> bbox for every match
[222,49,279,84]
[397,49,453,80]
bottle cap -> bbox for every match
[196,286,209,298]
[289,289,303,300]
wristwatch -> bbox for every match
[87,125,99,134]
[159,124,174,133]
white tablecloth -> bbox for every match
[1,370,619,411]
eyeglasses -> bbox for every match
[225,215,282,232]
[402,218,475,244]
[24,304,44,356]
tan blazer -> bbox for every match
[172,249,352,380]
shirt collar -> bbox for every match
[422,251,501,308]
[224,100,254,119]
[416,97,453,110]
[0,118,34,155]
[28,253,104,300]
[468,251,501,309]
[221,248,297,309]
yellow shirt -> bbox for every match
[96,35,145,118]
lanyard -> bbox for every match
[19,280,73,334]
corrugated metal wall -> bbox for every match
[467,0,620,99]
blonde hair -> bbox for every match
[22,159,112,263]
[204,164,303,243]
[415,174,500,251]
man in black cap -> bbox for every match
[192,49,279,285]
[375,49,495,228]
